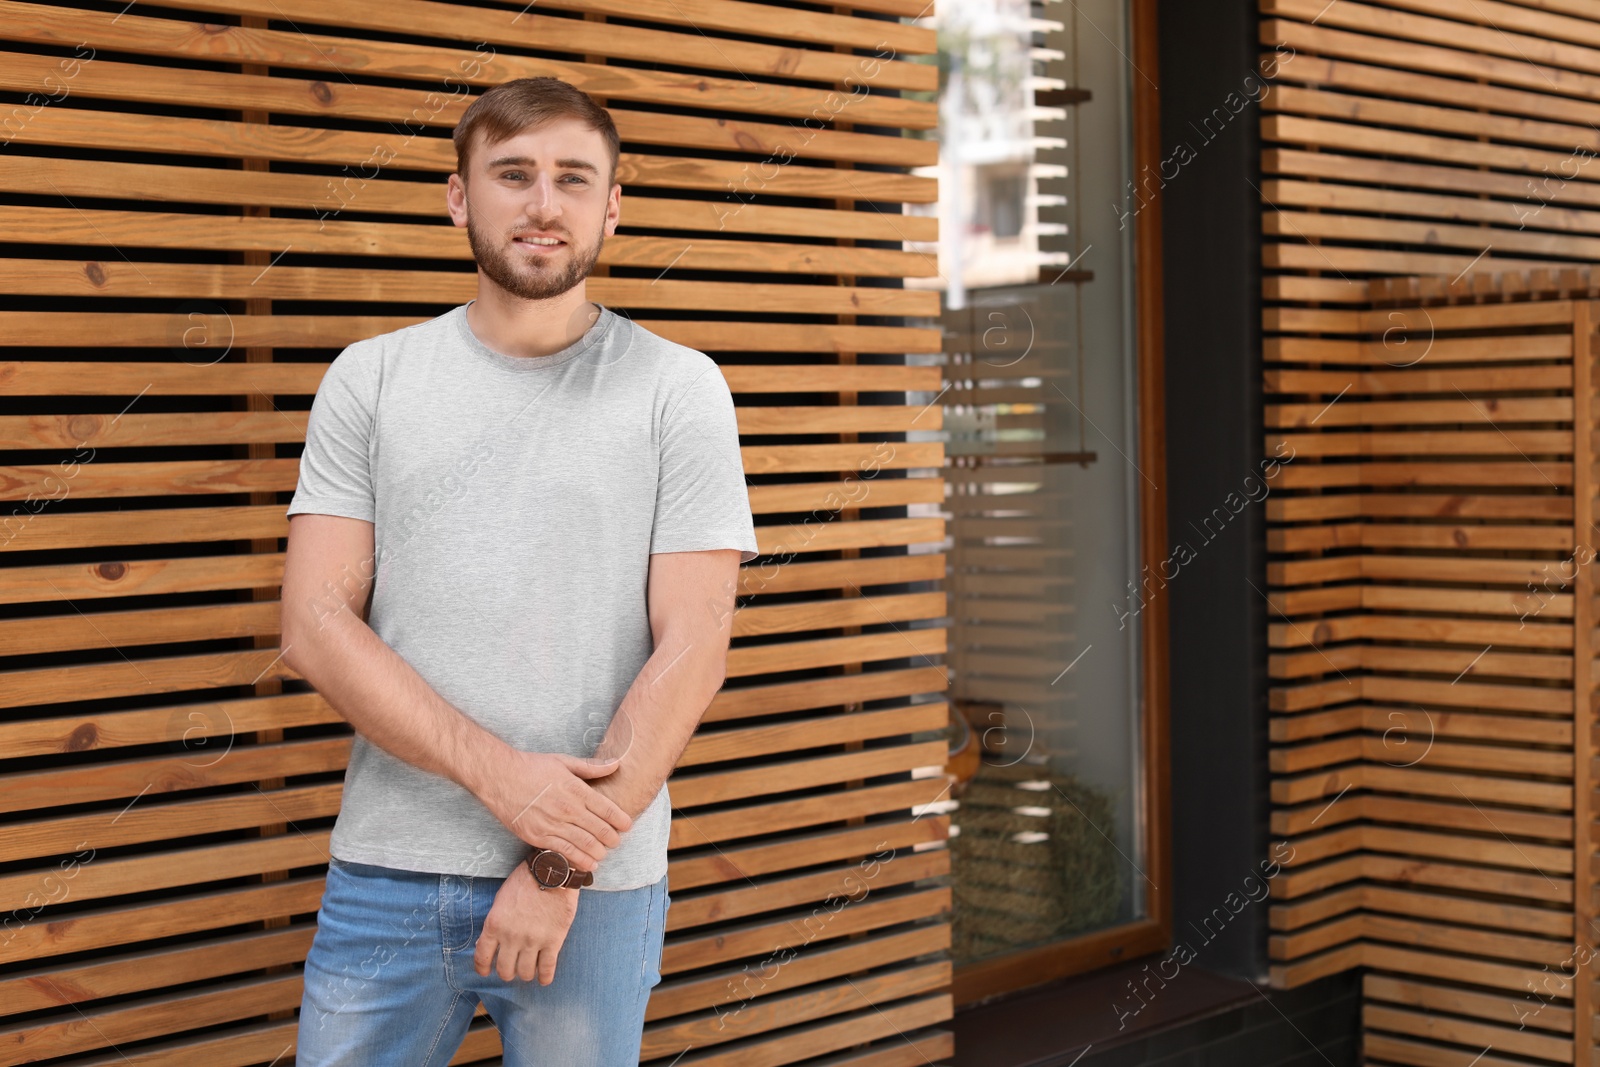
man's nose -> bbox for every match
[526,173,558,217]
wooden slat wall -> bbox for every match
[1267,273,1593,1062]
[1259,2,1600,1063]
[1260,0,1600,301]
[1264,273,1599,1067]
[0,2,953,1063]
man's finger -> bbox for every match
[549,835,605,871]
[562,754,621,779]
[538,946,559,986]
[579,810,621,850]
[472,932,498,978]
[496,943,520,983]
[586,792,632,833]
[565,823,605,860]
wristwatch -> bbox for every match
[524,847,594,890]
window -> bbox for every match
[907,0,1169,1005]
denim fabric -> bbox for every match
[295,856,668,1065]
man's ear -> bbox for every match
[605,182,622,236]
[446,173,468,228]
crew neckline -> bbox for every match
[454,299,614,372]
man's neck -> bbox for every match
[466,284,599,360]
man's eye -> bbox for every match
[501,171,525,181]
[562,175,587,184]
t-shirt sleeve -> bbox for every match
[650,362,758,563]
[286,343,378,523]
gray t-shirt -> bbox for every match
[286,301,758,890]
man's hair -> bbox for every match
[452,77,620,185]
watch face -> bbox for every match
[532,850,571,887]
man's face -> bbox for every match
[448,118,620,301]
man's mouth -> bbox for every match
[513,235,565,248]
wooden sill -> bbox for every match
[954,920,1167,1008]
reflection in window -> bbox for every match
[906,0,1146,971]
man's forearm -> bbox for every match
[282,598,510,800]
[587,636,725,822]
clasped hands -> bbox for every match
[471,750,633,985]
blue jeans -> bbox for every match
[296,856,669,1066]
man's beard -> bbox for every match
[466,211,606,301]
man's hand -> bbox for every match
[476,750,634,871]
[474,862,580,984]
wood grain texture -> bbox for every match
[1260,4,1600,1059]
[1264,268,1600,1066]
[0,0,952,1062]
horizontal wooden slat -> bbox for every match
[668,779,949,849]
[0,878,326,965]
[0,158,939,241]
[647,924,949,1021]
[0,446,941,499]
[1266,333,1573,366]
[0,272,939,318]
[1267,241,1565,276]
[2,107,938,200]
[0,7,938,129]
[0,206,935,276]
[1363,1002,1571,1062]
[669,741,946,808]
[679,703,948,767]
[1268,208,1600,261]
[0,589,943,662]
[0,972,303,1062]
[49,0,941,90]
[1264,1,1600,94]
[486,0,938,54]
[0,349,942,397]
[0,738,349,813]
[666,811,949,891]
[667,996,951,1067]
[0,493,944,556]
[0,783,343,865]
[0,927,313,1017]
[662,887,949,973]
[1365,973,1573,1035]
[642,961,950,1057]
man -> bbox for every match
[283,76,758,1066]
